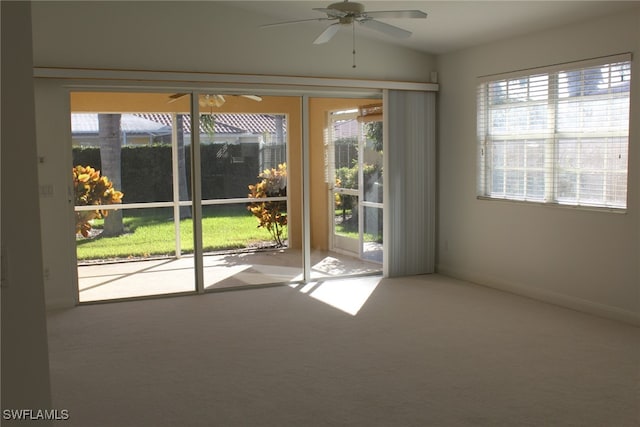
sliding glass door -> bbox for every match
[71,91,306,301]
[197,93,302,289]
[70,91,389,303]
[72,92,196,301]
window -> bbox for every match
[477,55,631,209]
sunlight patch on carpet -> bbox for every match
[298,276,381,316]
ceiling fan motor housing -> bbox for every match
[329,1,365,24]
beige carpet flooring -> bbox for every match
[46,274,640,427]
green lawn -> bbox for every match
[333,209,382,243]
[334,228,382,243]
[76,206,286,260]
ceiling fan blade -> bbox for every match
[213,95,226,108]
[168,93,188,103]
[241,95,263,102]
[313,24,340,45]
[362,10,427,19]
[359,19,412,39]
[260,17,330,28]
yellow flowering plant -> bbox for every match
[73,165,124,237]
[247,163,287,247]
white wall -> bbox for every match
[31,1,434,82]
[436,8,640,324]
[30,1,435,308]
[1,1,53,416]
[35,80,78,308]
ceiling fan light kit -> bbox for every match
[168,93,263,109]
[260,0,427,68]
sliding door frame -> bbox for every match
[190,93,205,293]
[302,95,312,282]
[38,67,437,306]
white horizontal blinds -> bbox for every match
[555,61,630,208]
[477,55,631,209]
[483,73,550,202]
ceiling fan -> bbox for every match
[168,93,263,108]
[261,1,427,59]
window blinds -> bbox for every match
[477,54,632,209]
[384,90,436,276]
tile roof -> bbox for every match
[72,113,171,135]
[135,113,286,135]
[72,113,287,136]
[215,114,284,134]
[135,113,245,135]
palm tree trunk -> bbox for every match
[98,114,124,237]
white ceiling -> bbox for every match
[229,1,640,54]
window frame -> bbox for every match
[477,54,632,211]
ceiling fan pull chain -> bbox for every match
[352,21,357,68]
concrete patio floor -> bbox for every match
[78,249,382,302]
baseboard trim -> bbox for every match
[436,266,640,327]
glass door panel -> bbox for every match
[333,192,360,254]
[362,119,383,263]
[198,94,302,290]
[329,109,361,257]
[71,91,196,302]
[362,206,382,263]
[327,108,383,268]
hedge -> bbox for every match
[73,144,260,203]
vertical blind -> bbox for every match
[384,90,436,276]
[477,54,632,209]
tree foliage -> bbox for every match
[365,121,383,152]
[73,165,124,237]
[247,163,287,247]
[334,162,383,230]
